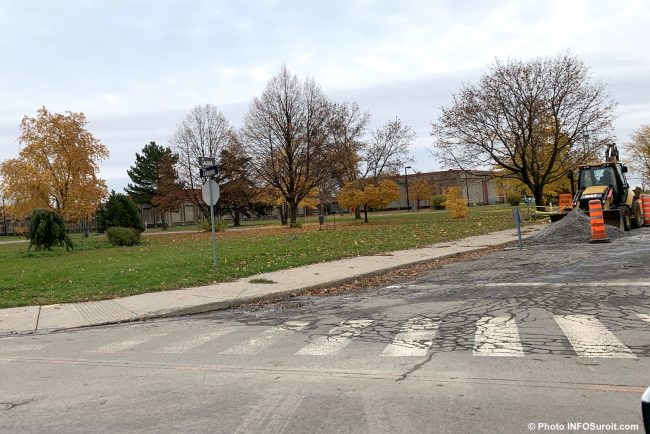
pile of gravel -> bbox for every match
[531,207,626,245]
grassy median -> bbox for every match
[0,206,526,308]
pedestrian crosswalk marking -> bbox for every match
[554,315,636,358]
[89,333,166,354]
[637,314,650,324]
[13,312,650,359]
[155,328,238,354]
[221,321,309,355]
[381,317,439,357]
[296,319,373,356]
[473,316,524,357]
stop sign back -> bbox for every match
[202,180,220,205]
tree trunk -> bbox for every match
[354,207,361,219]
[160,211,167,230]
[289,203,299,227]
[279,204,288,226]
[533,189,546,208]
[363,204,368,223]
[233,210,241,227]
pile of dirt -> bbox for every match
[531,207,626,245]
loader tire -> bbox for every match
[623,206,632,231]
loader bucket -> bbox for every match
[549,213,568,223]
[581,209,623,231]
[602,209,624,231]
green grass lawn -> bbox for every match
[0,205,528,308]
[0,235,25,241]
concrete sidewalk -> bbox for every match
[0,226,543,335]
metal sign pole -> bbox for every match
[513,207,523,250]
[208,180,218,271]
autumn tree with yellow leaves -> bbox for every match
[338,179,400,222]
[336,118,414,222]
[432,52,615,206]
[444,187,468,219]
[0,107,109,222]
[256,186,320,226]
[408,178,433,211]
[627,125,650,185]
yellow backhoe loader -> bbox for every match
[550,144,642,231]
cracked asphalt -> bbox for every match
[2,228,650,433]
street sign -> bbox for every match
[202,180,220,205]
[200,164,219,178]
[198,157,215,167]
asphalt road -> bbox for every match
[2,228,650,433]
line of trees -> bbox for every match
[0,67,417,232]
[165,65,415,227]
[5,52,642,233]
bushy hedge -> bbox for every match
[106,226,141,246]
[96,192,144,233]
[200,218,226,232]
[506,192,522,206]
[430,194,447,210]
[28,208,73,251]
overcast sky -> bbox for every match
[1,0,649,191]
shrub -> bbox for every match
[200,218,226,232]
[430,194,447,210]
[444,187,468,219]
[28,209,73,251]
[506,192,522,206]
[106,226,140,246]
[96,192,144,233]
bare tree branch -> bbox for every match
[431,51,616,205]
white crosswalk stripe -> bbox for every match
[89,333,166,354]
[554,315,635,358]
[155,327,239,354]
[221,321,310,355]
[7,311,649,359]
[296,319,373,356]
[637,313,650,324]
[381,317,439,357]
[473,316,524,357]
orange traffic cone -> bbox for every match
[589,200,611,243]
[559,193,573,211]
[641,194,650,226]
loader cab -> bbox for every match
[577,163,628,204]
[579,166,612,188]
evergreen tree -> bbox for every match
[125,142,180,229]
[28,208,73,251]
[96,191,144,233]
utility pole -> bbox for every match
[1,197,6,236]
[404,166,412,211]
[465,172,471,206]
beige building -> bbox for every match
[139,189,203,228]
[385,169,501,210]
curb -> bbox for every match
[14,243,516,336]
